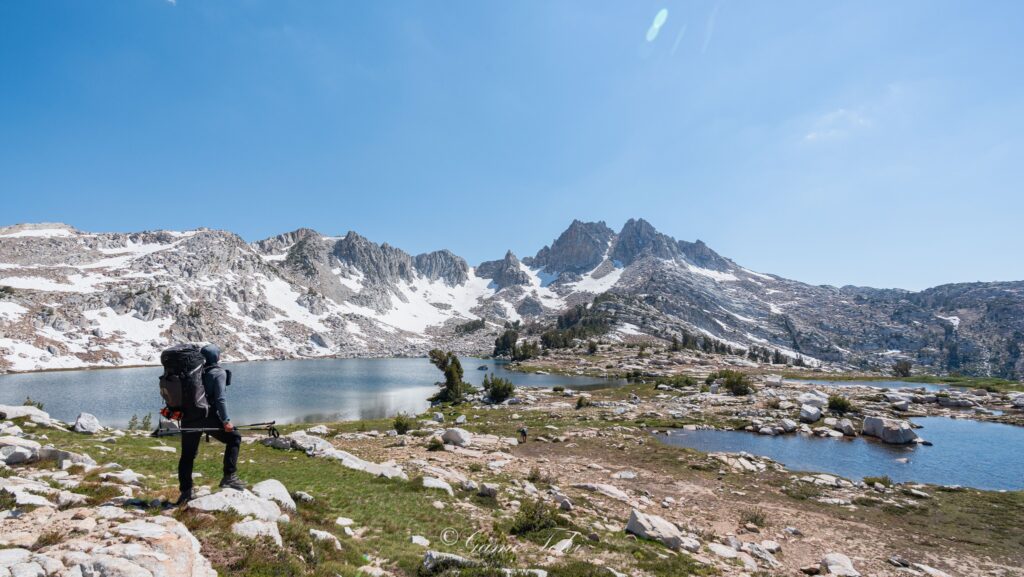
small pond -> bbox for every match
[656,416,1024,491]
[785,379,958,393]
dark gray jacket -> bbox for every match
[202,366,231,423]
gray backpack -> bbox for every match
[159,344,209,413]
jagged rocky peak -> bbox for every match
[677,239,733,272]
[414,249,469,286]
[332,231,415,285]
[527,219,615,275]
[476,250,531,289]
[146,229,271,277]
[282,235,335,280]
[610,218,681,266]
[252,227,323,254]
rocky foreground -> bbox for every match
[2,376,1023,577]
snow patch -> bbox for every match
[0,301,28,321]
[741,268,774,281]
[260,276,330,332]
[376,273,494,333]
[83,308,172,344]
[617,323,644,336]
[685,263,738,282]
[0,274,103,293]
[517,263,566,309]
[0,228,74,239]
[336,269,364,293]
[565,261,624,294]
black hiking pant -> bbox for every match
[177,413,241,494]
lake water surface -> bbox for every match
[785,378,955,392]
[0,358,623,427]
[657,416,1024,490]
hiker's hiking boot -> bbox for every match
[219,474,246,490]
[174,491,193,507]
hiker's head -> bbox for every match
[200,344,221,366]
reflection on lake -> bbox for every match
[656,416,1024,490]
[0,358,624,427]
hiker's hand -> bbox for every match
[223,421,234,432]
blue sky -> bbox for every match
[2,1,1021,290]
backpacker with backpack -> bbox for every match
[159,344,210,419]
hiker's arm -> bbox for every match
[211,370,230,424]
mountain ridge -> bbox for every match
[0,219,1020,378]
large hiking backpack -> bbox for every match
[159,344,209,414]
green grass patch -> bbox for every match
[18,427,483,577]
[633,547,717,576]
[739,507,767,527]
[782,482,824,501]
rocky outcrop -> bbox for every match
[72,412,100,434]
[820,552,861,576]
[610,218,682,266]
[862,416,919,444]
[441,428,473,447]
[422,476,454,496]
[625,509,699,552]
[232,518,283,546]
[188,488,284,521]
[262,431,407,479]
[528,219,615,275]
[800,404,822,423]
[678,238,733,271]
[333,231,416,285]
[0,436,41,465]
[475,251,531,289]
[415,250,469,286]
[0,510,217,577]
[252,479,297,512]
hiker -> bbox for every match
[518,425,528,443]
[176,344,244,505]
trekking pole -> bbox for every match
[151,421,279,438]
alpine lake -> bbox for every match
[2,362,1021,490]
[0,357,622,428]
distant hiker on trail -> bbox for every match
[174,344,244,505]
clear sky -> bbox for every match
[2,1,1021,291]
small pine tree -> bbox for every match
[428,349,470,404]
[493,330,519,357]
[484,374,515,403]
[393,412,415,435]
[892,360,913,377]
[141,413,152,431]
[128,415,139,431]
[587,340,598,355]
[670,335,681,352]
